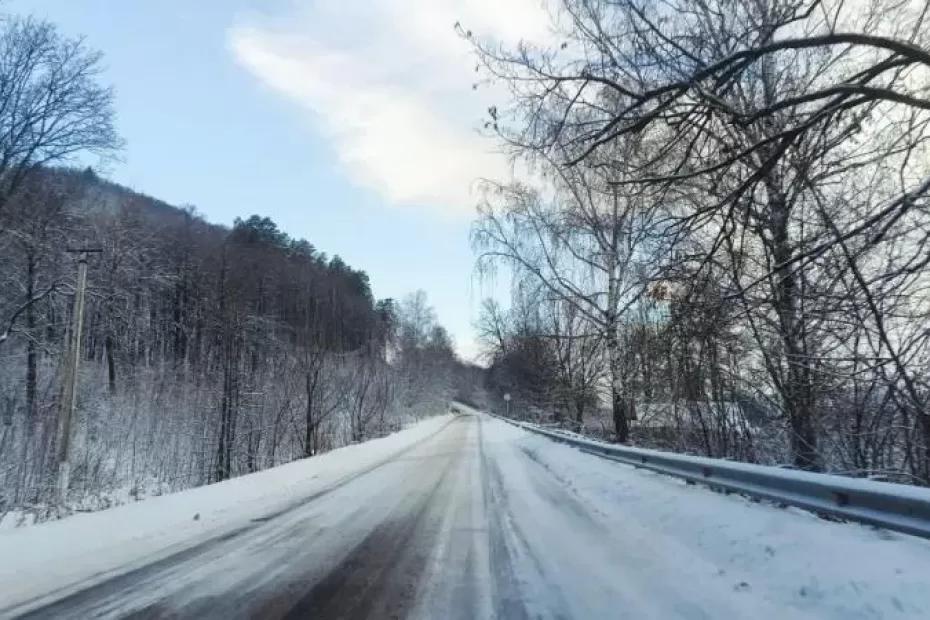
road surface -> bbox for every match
[7,412,930,619]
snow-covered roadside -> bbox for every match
[481,414,930,619]
[0,414,453,612]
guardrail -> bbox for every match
[484,410,930,540]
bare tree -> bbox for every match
[541,294,604,429]
[0,17,121,216]
[468,0,930,471]
[0,14,120,392]
[473,149,672,441]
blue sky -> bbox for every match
[11,0,548,360]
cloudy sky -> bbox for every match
[13,0,550,360]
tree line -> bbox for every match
[468,0,930,481]
[0,165,467,520]
[0,14,472,522]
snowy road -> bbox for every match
[5,412,930,618]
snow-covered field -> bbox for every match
[2,410,929,619]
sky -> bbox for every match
[11,0,549,361]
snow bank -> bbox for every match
[0,414,453,612]
[481,415,930,619]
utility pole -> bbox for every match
[56,247,101,502]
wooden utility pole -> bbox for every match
[56,248,101,501]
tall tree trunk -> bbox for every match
[920,411,930,484]
[173,268,187,366]
[214,252,238,483]
[25,252,37,422]
[769,187,819,471]
[304,368,316,458]
[105,333,117,395]
[605,189,630,444]
[214,336,238,482]
[607,328,630,443]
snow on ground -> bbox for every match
[480,414,930,619]
[0,414,453,612]
[4,409,929,619]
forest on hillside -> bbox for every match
[0,166,475,522]
[0,15,476,523]
[469,0,930,484]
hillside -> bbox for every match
[0,167,464,523]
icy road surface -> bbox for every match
[3,412,930,619]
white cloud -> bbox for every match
[228,0,550,214]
